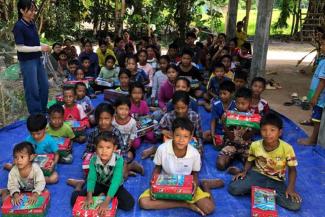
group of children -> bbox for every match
[1,28,304,216]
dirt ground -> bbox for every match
[262,41,316,136]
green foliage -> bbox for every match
[273,0,291,30]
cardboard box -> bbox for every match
[82,153,94,177]
[151,175,194,201]
[66,120,88,133]
[136,115,156,137]
[251,186,278,217]
[2,191,50,217]
[53,137,72,157]
[33,154,55,177]
[72,196,118,217]
[226,111,261,129]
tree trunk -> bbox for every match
[244,0,252,33]
[226,0,239,39]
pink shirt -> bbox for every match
[138,63,154,87]
[158,80,175,109]
[130,100,150,116]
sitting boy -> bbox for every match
[250,77,270,116]
[228,113,302,211]
[139,118,223,216]
[233,71,247,90]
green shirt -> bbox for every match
[98,66,119,80]
[46,123,75,139]
[87,153,124,197]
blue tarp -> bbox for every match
[0,94,325,217]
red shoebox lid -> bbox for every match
[226,111,261,123]
[53,137,72,151]
[33,154,55,170]
[2,191,50,215]
[82,153,94,170]
[251,186,278,217]
[72,196,118,217]
[151,175,193,195]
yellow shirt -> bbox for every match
[248,139,298,181]
[236,31,247,48]
[96,48,117,68]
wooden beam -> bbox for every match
[226,0,239,39]
[249,0,274,81]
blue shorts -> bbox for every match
[311,105,323,122]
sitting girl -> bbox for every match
[158,65,178,110]
[137,50,154,87]
[126,56,149,86]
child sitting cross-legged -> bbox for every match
[75,82,95,125]
[1,142,46,206]
[250,77,270,116]
[139,117,224,216]
[228,113,302,211]
[46,104,75,163]
[69,132,135,215]
[63,86,90,143]
[216,87,256,174]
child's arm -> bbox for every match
[191,171,199,192]
[208,89,218,99]
[86,157,97,206]
[152,165,162,181]
[33,165,46,195]
[210,119,217,146]
[233,160,253,181]
[53,152,59,166]
[310,78,325,107]
[286,166,302,203]
[151,73,159,99]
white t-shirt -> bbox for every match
[153,139,201,175]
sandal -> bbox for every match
[284,101,294,106]
[299,120,314,126]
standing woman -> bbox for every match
[13,0,50,115]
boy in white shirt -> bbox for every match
[139,117,223,216]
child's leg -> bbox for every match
[298,106,322,145]
[216,145,236,170]
[1,189,9,202]
[115,186,135,211]
[3,163,13,171]
[141,145,157,159]
[271,181,301,211]
[45,171,59,184]
[68,179,86,206]
[144,130,156,144]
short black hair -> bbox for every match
[115,95,131,108]
[242,42,252,52]
[220,80,236,93]
[13,141,35,156]
[186,32,197,39]
[118,68,131,78]
[75,82,87,90]
[234,71,248,82]
[105,55,116,64]
[229,38,238,46]
[137,49,148,57]
[17,0,36,19]
[172,91,190,106]
[129,81,145,95]
[235,87,252,100]
[175,76,190,88]
[126,55,137,63]
[169,43,179,50]
[218,33,226,39]
[68,59,79,66]
[95,131,117,148]
[81,56,90,62]
[220,54,232,62]
[52,42,62,49]
[172,117,194,134]
[48,104,64,115]
[63,86,76,95]
[251,76,266,88]
[181,49,194,58]
[159,55,170,63]
[211,62,225,72]
[27,114,47,132]
[95,103,115,124]
[98,39,107,46]
[260,112,283,130]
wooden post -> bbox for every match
[226,0,239,39]
[249,0,274,81]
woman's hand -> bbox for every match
[41,45,51,53]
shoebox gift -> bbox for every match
[33,154,55,177]
[251,186,277,217]
[226,111,261,129]
[72,196,118,217]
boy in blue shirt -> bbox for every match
[298,35,325,145]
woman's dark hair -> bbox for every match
[17,0,36,20]
[95,103,115,124]
[115,96,131,109]
[129,81,145,95]
[172,91,190,106]
[13,142,35,156]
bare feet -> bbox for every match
[297,138,316,146]
[227,166,241,175]
[141,146,157,159]
[128,161,144,176]
[3,163,13,171]
[67,179,85,190]
[188,203,206,216]
[201,179,224,191]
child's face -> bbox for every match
[138,52,147,64]
[221,58,231,69]
[100,44,107,53]
[174,101,189,117]
[96,140,117,164]
[127,59,137,73]
[175,80,190,92]
[116,104,130,120]
[219,90,232,103]
[14,149,32,170]
[237,23,243,31]
[167,68,178,82]
[84,43,92,53]
[82,60,91,69]
[68,64,77,74]
[251,81,265,97]
[76,69,85,80]
[76,86,86,99]
[220,49,229,57]
[105,59,115,69]
[187,36,195,45]
[147,48,155,59]
[63,90,75,107]
[53,45,62,54]
[118,40,125,49]
[168,48,177,57]
[31,129,46,142]
[50,112,64,129]
[181,54,192,66]
[213,67,225,79]
[173,128,192,152]
[159,59,168,71]
[228,41,236,49]
[261,124,282,146]
[119,73,130,88]
[234,78,246,90]
[98,112,113,131]
[241,47,249,55]
[131,87,143,103]
[235,97,251,112]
